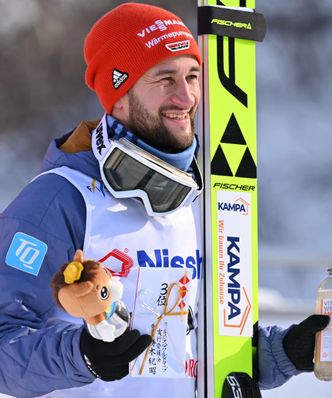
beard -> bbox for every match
[125,90,196,153]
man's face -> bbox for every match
[120,55,201,153]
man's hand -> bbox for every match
[79,328,152,380]
[283,314,330,371]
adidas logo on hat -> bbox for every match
[113,69,129,89]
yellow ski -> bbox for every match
[197,2,266,397]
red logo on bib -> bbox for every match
[99,249,133,277]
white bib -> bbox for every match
[42,166,203,398]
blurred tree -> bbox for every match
[0,0,196,151]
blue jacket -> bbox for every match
[0,122,300,397]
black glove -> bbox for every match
[79,328,152,381]
[283,314,330,371]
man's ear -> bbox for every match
[112,93,129,122]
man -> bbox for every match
[0,3,329,398]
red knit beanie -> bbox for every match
[84,2,201,114]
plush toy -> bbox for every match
[51,249,130,342]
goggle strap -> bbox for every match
[91,113,112,161]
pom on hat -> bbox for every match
[84,2,201,114]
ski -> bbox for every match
[196,2,266,397]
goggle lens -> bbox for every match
[103,148,192,213]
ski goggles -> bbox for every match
[92,117,202,217]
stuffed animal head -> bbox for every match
[51,250,123,323]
